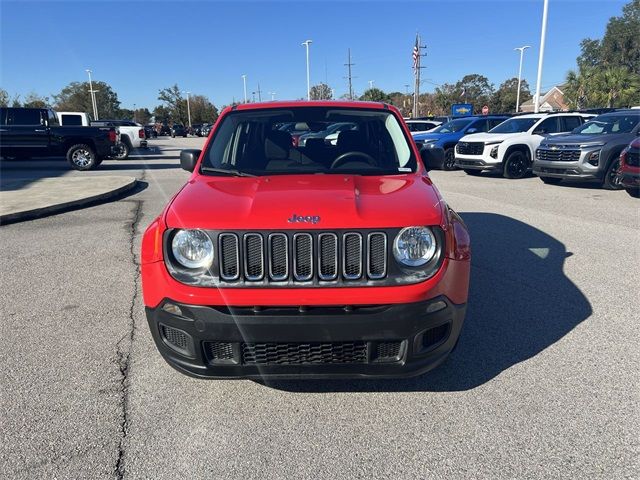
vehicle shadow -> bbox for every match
[264,212,592,393]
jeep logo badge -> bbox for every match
[288,214,320,224]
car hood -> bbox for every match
[166,174,444,230]
[540,133,625,146]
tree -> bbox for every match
[158,84,187,124]
[591,67,640,107]
[454,74,495,111]
[188,95,219,124]
[359,88,391,103]
[133,107,152,125]
[153,105,173,124]
[23,92,50,108]
[491,77,532,113]
[0,88,8,107]
[434,83,458,113]
[53,81,121,118]
[310,83,333,100]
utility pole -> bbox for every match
[412,34,427,118]
[302,40,312,100]
[534,0,549,113]
[241,74,248,103]
[344,48,355,100]
[514,46,531,113]
[85,69,99,120]
[182,91,191,128]
[256,83,262,102]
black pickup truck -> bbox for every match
[0,107,119,170]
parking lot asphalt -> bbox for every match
[1,136,638,479]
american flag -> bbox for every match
[412,36,419,70]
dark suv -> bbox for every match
[534,110,640,189]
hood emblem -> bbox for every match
[288,214,320,225]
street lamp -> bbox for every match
[302,40,312,100]
[85,69,99,120]
[534,0,549,113]
[182,91,191,128]
[269,92,276,101]
[514,46,530,113]
[133,103,136,122]
[368,80,374,89]
[241,75,248,103]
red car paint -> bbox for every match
[619,138,640,197]
[141,101,471,379]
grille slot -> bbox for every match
[375,341,402,361]
[219,233,240,280]
[242,342,367,365]
[627,149,640,167]
[207,342,235,361]
[268,234,288,281]
[457,142,484,155]
[293,233,313,281]
[244,234,264,281]
[536,148,581,162]
[318,233,338,280]
[367,232,387,279]
[160,325,188,350]
[343,233,363,280]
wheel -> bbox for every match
[625,188,640,198]
[464,169,482,176]
[67,144,98,170]
[540,177,562,185]
[602,157,623,190]
[442,148,457,171]
[183,134,187,138]
[113,141,130,160]
[171,133,175,138]
[503,150,529,179]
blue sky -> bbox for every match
[0,0,626,110]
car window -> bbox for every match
[488,118,506,129]
[60,114,82,126]
[469,120,488,132]
[432,118,473,133]
[202,107,416,176]
[47,110,59,126]
[8,108,43,126]
[535,117,560,134]
[0,108,7,125]
[489,117,539,134]
[562,116,582,131]
[573,114,640,135]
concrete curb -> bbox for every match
[0,177,138,225]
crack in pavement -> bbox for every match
[114,172,145,479]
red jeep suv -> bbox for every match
[141,101,471,379]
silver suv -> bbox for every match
[533,110,640,189]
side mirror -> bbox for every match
[467,128,478,134]
[420,146,445,171]
[180,149,201,172]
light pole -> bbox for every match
[241,75,248,103]
[514,46,530,113]
[302,40,312,100]
[368,80,374,89]
[269,92,276,101]
[182,91,191,128]
[85,69,99,120]
[534,0,549,113]
[133,103,136,122]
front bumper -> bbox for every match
[454,156,502,171]
[532,161,602,181]
[146,296,466,379]
[620,169,640,189]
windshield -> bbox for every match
[572,114,639,135]
[432,118,473,133]
[201,107,416,176]
[489,117,539,134]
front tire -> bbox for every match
[67,144,98,170]
[442,148,457,171]
[602,158,623,190]
[540,177,562,185]
[464,169,482,176]
[503,150,529,179]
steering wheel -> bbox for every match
[331,151,376,169]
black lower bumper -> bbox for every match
[146,297,466,379]
[621,171,640,189]
[454,158,501,171]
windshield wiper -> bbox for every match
[200,167,257,177]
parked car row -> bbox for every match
[412,109,640,196]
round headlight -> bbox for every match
[171,229,214,269]
[393,226,437,267]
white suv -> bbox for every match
[454,113,587,178]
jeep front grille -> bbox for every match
[217,230,388,284]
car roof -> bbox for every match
[228,100,392,113]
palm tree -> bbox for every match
[592,67,640,107]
